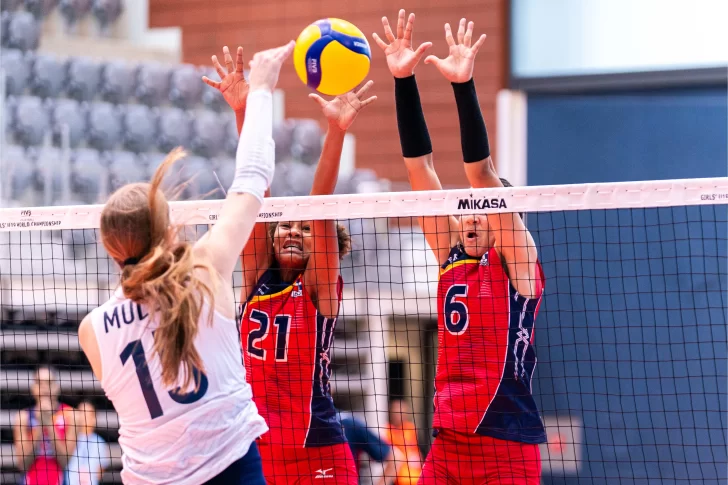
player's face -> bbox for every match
[273,221,313,269]
[459,215,495,258]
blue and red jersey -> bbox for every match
[240,265,346,449]
[433,245,547,444]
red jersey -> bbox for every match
[433,245,546,444]
[240,265,346,449]
[24,404,70,485]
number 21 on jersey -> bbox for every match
[246,309,291,361]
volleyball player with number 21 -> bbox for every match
[374,9,546,484]
[77,41,296,485]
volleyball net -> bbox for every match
[1,177,726,484]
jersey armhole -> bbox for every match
[509,260,545,310]
[86,310,106,386]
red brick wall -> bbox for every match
[150,0,508,188]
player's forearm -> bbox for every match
[452,78,496,187]
[395,75,434,176]
[310,125,345,196]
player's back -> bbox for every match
[241,265,345,450]
[89,288,267,485]
[434,245,546,444]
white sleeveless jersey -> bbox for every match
[90,288,268,485]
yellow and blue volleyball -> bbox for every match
[294,18,371,96]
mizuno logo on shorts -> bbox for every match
[314,468,333,479]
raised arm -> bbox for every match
[195,42,295,279]
[427,19,539,298]
[373,10,457,266]
[203,45,271,298]
[304,83,377,318]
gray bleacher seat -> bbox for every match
[30,53,67,98]
[1,12,10,47]
[66,57,102,102]
[143,152,166,178]
[99,60,137,104]
[24,0,59,18]
[291,119,323,165]
[200,68,226,112]
[270,161,315,197]
[157,107,191,152]
[180,156,218,199]
[223,114,238,156]
[169,64,203,109]
[59,0,91,27]
[123,104,157,153]
[136,62,170,107]
[1,0,23,11]
[91,0,122,31]
[212,156,234,191]
[10,95,50,146]
[4,145,37,203]
[106,150,146,191]
[1,49,33,95]
[273,120,296,162]
[87,101,122,151]
[5,10,40,51]
[29,146,65,203]
[72,148,107,203]
[190,110,224,157]
[50,98,88,148]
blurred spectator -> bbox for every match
[64,400,110,485]
[12,366,76,485]
[385,400,422,485]
[340,414,396,485]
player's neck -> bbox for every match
[279,267,303,284]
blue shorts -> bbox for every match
[204,442,266,485]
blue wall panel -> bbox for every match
[526,88,727,484]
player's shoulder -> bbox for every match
[440,244,480,272]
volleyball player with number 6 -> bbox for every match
[374,10,545,484]
[77,41,295,484]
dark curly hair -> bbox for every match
[267,222,351,260]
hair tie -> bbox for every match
[122,257,140,267]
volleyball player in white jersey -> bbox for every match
[77,41,295,485]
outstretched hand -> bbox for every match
[372,10,432,79]
[202,46,249,112]
[425,18,486,83]
[309,81,377,131]
[247,41,296,93]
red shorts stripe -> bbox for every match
[417,430,541,485]
[258,442,358,485]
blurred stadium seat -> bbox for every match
[291,119,322,165]
[50,98,88,147]
[29,145,65,203]
[222,114,238,156]
[87,101,123,151]
[24,0,59,18]
[106,150,146,191]
[67,57,103,102]
[179,155,219,199]
[1,12,10,47]
[9,95,50,146]
[122,104,158,153]
[91,0,122,31]
[99,60,137,104]
[190,110,224,157]
[4,145,36,202]
[59,0,92,27]
[72,148,107,203]
[169,64,203,109]
[136,62,171,106]
[1,0,23,11]
[5,10,40,51]
[157,106,191,152]
[270,161,316,197]
[211,156,234,189]
[30,52,68,98]
[273,120,295,162]
[143,152,167,178]
[1,49,33,96]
